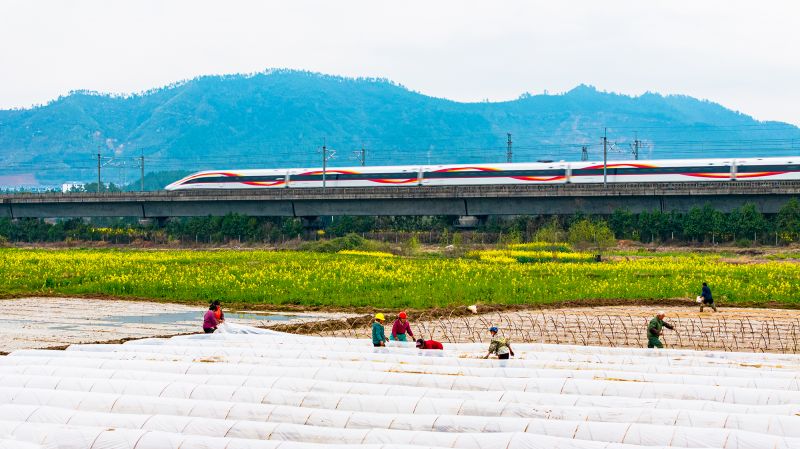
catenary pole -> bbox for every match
[603,128,608,187]
[97,150,101,193]
[506,133,512,163]
[322,138,327,189]
[139,154,145,192]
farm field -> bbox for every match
[326,305,800,353]
[0,297,347,353]
[1,327,800,449]
[1,247,799,309]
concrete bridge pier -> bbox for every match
[151,217,168,227]
[301,216,323,229]
[456,215,486,228]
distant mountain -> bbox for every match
[1,69,799,186]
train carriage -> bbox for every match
[165,156,800,190]
[420,162,568,186]
[568,159,735,183]
[287,165,421,188]
[165,169,288,190]
[733,157,800,181]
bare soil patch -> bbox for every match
[322,305,800,353]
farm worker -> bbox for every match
[390,311,414,342]
[212,300,225,322]
[484,326,514,359]
[203,304,219,334]
[699,282,717,312]
[415,339,444,350]
[647,311,674,348]
[372,313,389,347]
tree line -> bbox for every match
[1,199,799,246]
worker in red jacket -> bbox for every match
[415,338,443,350]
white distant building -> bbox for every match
[61,182,85,193]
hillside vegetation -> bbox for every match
[2,70,799,185]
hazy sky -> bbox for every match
[1,0,799,125]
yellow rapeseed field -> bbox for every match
[467,249,596,263]
[0,248,797,308]
[337,250,395,258]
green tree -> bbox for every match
[221,214,249,242]
[568,219,616,255]
[327,216,376,236]
[732,203,767,242]
[281,218,304,239]
[609,209,636,239]
[683,206,710,242]
[637,210,658,242]
[533,217,565,243]
[402,234,421,256]
[777,198,800,242]
[710,208,727,243]
[504,228,522,245]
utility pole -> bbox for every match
[353,145,366,166]
[581,146,588,161]
[631,131,640,160]
[139,153,145,192]
[603,128,608,187]
[320,138,335,189]
[506,133,512,163]
[97,149,102,193]
[322,139,327,189]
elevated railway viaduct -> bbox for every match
[2,181,799,221]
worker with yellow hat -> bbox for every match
[372,313,389,347]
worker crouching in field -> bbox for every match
[372,313,389,347]
[390,312,414,342]
[484,326,514,359]
[211,299,225,323]
[203,304,218,334]
[416,339,443,350]
[647,311,675,348]
[211,300,225,323]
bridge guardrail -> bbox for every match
[3,180,800,202]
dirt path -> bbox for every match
[324,305,800,353]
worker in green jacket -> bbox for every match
[372,313,389,347]
[647,311,675,349]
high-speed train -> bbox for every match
[165,156,800,190]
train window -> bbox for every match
[183,175,285,184]
[335,172,416,180]
[737,164,796,173]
